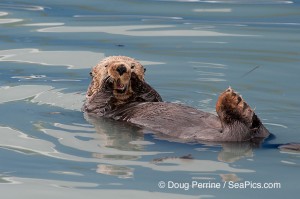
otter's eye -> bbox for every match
[105,64,108,68]
[131,63,135,69]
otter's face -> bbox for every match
[85,56,146,100]
[107,61,133,99]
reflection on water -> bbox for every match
[97,164,134,179]
[0,85,53,104]
[158,0,294,4]
[85,115,146,152]
[217,143,254,163]
[0,48,105,69]
[0,3,45,11]
[0,0,300,198]
[37,24,251,37]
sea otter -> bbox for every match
[83,56,270,142]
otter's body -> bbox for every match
[83,56,270,143]
[104,102,223,141]
[88,101,268,142]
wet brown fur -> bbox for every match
[83,56,270,142]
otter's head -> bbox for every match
[86,56,146,100]
[107,61,133,101]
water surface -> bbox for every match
[0,0,300,198]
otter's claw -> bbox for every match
[216,87,254,127]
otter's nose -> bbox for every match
[116,65,127,76]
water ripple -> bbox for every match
[0,12,8,17]
[37,25,255,37]
[0,19,23,24]
[74,15,183,20]
[0,85,53,104]
[0,3,45,11]
[0,48,104,69]
[157,0,293,4]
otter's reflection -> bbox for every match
[84,113,146,178]
[217,142,255,163]
[84,113,145,152]
[96,164,134,179]
[200,139,264,163]
[152,135,264,163]
[220,173,241,182]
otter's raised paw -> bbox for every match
[216,87,255,127]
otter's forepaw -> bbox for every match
[131,72,163,102]
[216,87,254,127]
